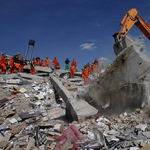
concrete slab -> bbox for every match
[35,66,52,73]
[68,78,83,82]
[71,100,98,118]
[23,65,52,73]
[50,76,98,121]
[6,79,21,84]
[18,73,43,80]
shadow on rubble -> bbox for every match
[84,83,145,116]
[54,88,74,123]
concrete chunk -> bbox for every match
[6,79,20,84]
[18,73,43,80]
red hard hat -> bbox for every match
[33,57,35,59]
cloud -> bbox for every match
[99,57,109,61]
[80,43,97,50]
[96,23,103,27]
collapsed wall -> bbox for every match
[87,37,150,115]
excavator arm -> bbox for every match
[113,8,150,55]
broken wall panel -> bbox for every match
[88,38,150,115]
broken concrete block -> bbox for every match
[4,110,15,118]
[11,126,21,134]
[20,123,27,129]
[49,108,65,119]
[0,131,12,148]
[0,141,9,149]
[61,139,73,150]
[11,145,20,150]
[35,66,52,72]
[54,124,64,133]
[6,79,20,84]
[66,84,78,91]
[9,118,17,124]
[18,73,43,80]
[42,117,48,122]
[88,40,150,115]
[25,137,35,150]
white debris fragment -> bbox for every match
[135,124,147,131]
[24,93,30,98]
[9,118,17,123]
[19,87,27,93]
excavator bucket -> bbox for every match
[113,35,133,56]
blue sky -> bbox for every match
[1,0,150,71]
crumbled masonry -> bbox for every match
[0,67,149,150]
[88,36,150,115]
[1,36,150,149]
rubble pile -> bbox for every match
[0,71,150,150]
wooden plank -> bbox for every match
[25,137,35,150]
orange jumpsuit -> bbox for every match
[35,60,40,66]
[0,56,7,73]
[44,59,50,68]
[90,64,96,77]
[52,59,58,69]
[82,69,89,85]
[30,60,35,75]
[15,63,20,72]
[94,61,99,66]
[72,60,77,67]
[94,60,100,77]
[55,64,61,70]
[9,57,14,74]
[86,66,90,75]
[39,60,44,67]
[19,59,25,72]
[70,65,76,78]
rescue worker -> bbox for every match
[0,54,7,74]
[65,58,70,70]
[35,60,40,66]
[5,56,9,70]
[8,57,14,74]
[36,56,40,61]
[35,56,40,66]
[90,62,96,78]
[52,57,58,69]
[44,57,50,68]
[19,57,26,72]
[39,59,45,67]
[70,63,77,78]
[30,57,35,75]
[55,63,61,70]
[82,68,89,85]
[94,59,100,77]
[86,65,90,76]
[94,59,99,65]
[72,58,77,67]
[13,53,20,72]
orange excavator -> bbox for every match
[113,8,150,55]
